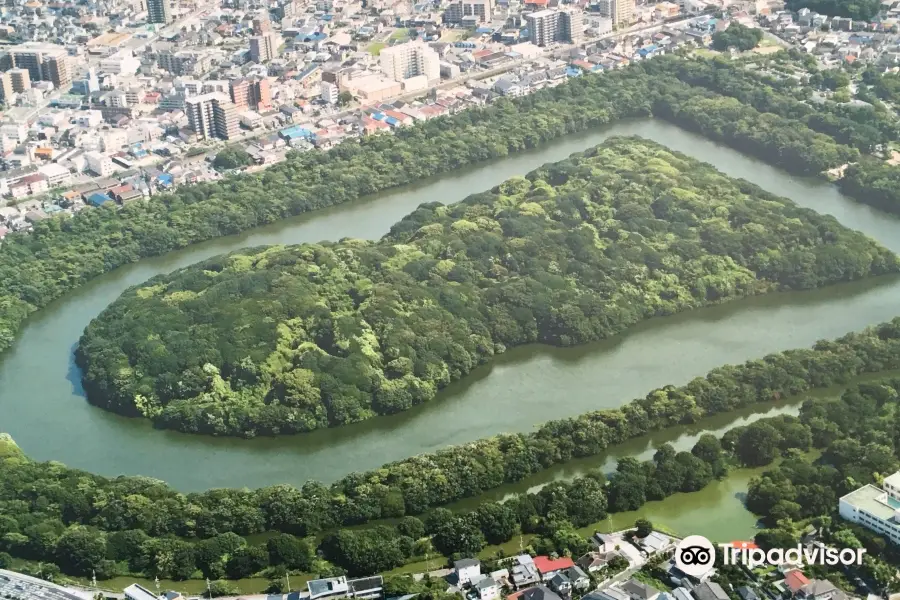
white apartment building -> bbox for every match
[526,9,584,46]
[597,0,634,27]
[85,151,115,177]
[250,32,280,63]
[379,41,440,84]
[38,163,71,187]
[99,50,141,75]
[839,471,900,545]
[321,81,339,104]
[184,93,239,140]
[0,123,28,143]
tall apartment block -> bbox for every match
[442,0,493,23]
[250,32,279,63]
[0,73,12,104]
[147,0,173,24]
[379,41,440,83]
[598,0,633,27]
[560,10,584,45]
[252,16,271,34]
[5,43,72,90]
[9,69,31,93]
[229,78,272,110]
[526,9,584,45]
[185,93,239,140]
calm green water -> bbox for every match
[2,119,899,500]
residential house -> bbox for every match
[534,557,576,581]
[672,588,694,600]
[585,589,630,600]
[519,585,564,600]
[563,566,589,591]
[577,551,617,573]
[474,576,501,600]
[785,571,812,596]
[549,573,571,596]
[639,532,673,555]
[798,580,848,600]
[512,555,541,588]
[455,558,482,585]
[622,578,661,600]
[493,77,523,96]
[736,587,760,600]
[692,581,729,600]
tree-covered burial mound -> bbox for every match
[76,136,899,437]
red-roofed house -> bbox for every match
[362,117,390,135]
[533,556,575,580]
[785,570,811,594]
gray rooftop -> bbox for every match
[455,558,481,569]
[623,579,662,600]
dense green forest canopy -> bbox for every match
[711,23,763,52]
[785,0,882,20]
[76,136,897,437]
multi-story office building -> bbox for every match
[839,471,900,545]
[185,93,239,140]
[5,43,72,90]
[379,41,440,84]
[442,0,493,23]
[526,9,584,45]
[147,0,173,24]
[250,32,279,63]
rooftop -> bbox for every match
[841,484,897,520]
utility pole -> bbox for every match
[92,570,98,590]
[286,572,291,593]
[155,576,160,597]
[206,578,212,600]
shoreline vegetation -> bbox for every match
[7,318,900,584]
[5,351,900,589]
[75,136,898,436]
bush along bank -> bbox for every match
[5,374,900,585]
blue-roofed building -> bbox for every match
[385,116,399,126]
[297,31,328,42]
[370,111,386,120]
[156,173,174,187]
[280,126,316,142]
[87,192,112,207]
[566,67,582,77]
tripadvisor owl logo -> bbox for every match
[675,535,716,578]
[674,535,867,576]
